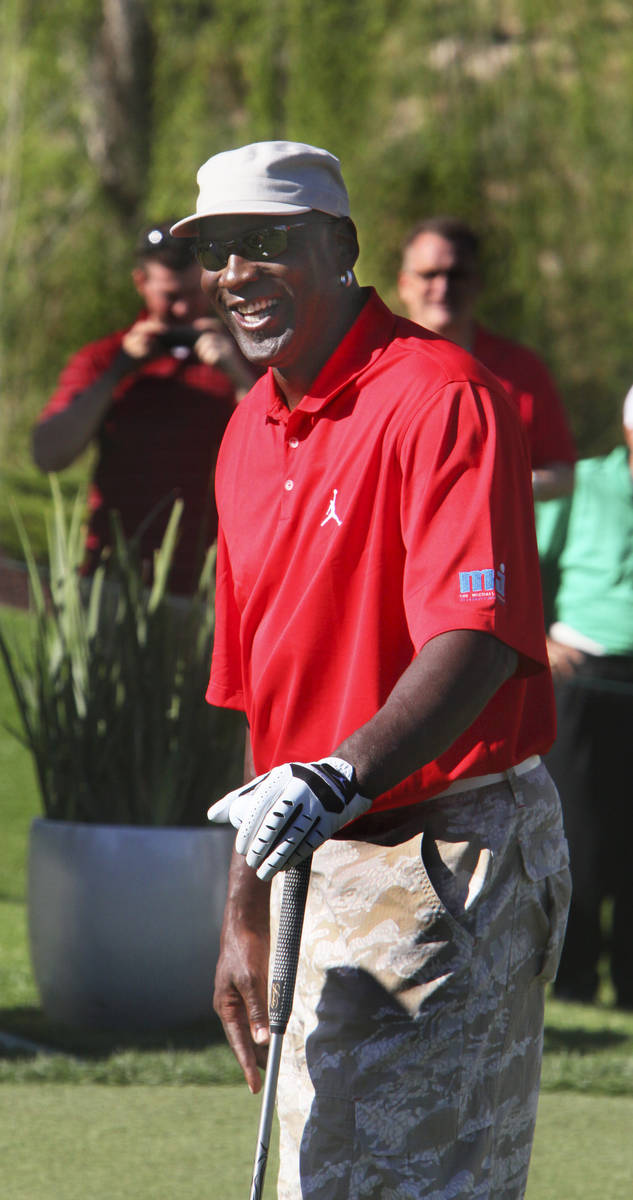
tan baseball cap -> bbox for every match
[170,141,350,237]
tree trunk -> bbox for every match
[82,0,155,224]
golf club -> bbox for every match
[249,855,312,1200]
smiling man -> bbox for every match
[172,142,570,1199]
[192,209,362,396]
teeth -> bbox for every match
[235,299,278,320]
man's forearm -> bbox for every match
[337,630,518,799]
[32,351,135,472]
[223,846,271,927]
[225,724,272,918]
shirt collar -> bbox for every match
[264,289,398,421]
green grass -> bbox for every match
[0,608,41,903]
[1,599,632,1195]
[0,1083,278,1199]
[526,1093,633,1200]
[541,1001,633,1097]
[0,1085,630,1200]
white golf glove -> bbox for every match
[207,757,372,881]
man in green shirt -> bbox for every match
[536,394,633,1008]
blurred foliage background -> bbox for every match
[2,0,633,554]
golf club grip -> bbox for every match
[269,857,312,1034]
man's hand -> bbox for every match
[120,316,171,360]
[214,852,271,1094]
[192,319,237,367]
[193,320,257,397]
[546,636,585,680]
[208,757,371,881]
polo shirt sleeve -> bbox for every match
[206,524,246,711]
[38,336,123,420]
[398,379,548,674]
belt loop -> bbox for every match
[504,766,526,808]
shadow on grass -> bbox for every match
[543,1023,629,1054]
[0,1004,226,1061]
[5,1004,629,1063]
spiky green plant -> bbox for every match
[0,478,242,824]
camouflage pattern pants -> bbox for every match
[270,761,570,1199]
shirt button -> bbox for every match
[288,437,299,448]
[285,479,294,491]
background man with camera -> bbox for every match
[32,221,255,595]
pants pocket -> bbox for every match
[419,826,492,940]
[518,828,572,984]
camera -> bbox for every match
[156,327,200,349]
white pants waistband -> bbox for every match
[432,755,541,801]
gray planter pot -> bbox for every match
[28,817,234,1030]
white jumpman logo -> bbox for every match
[321,489,342,527]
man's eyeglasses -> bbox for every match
[195,220,332,271]
[408,267,475,283]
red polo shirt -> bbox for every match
[38,320,237,594]
[474,325,576,470]
[208,290,555,812]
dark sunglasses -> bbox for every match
[410,267,475,283]
[195,219,334,271]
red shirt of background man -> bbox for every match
[38,320,237,595]
[208,291,555,814]
[474,325,577,470]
